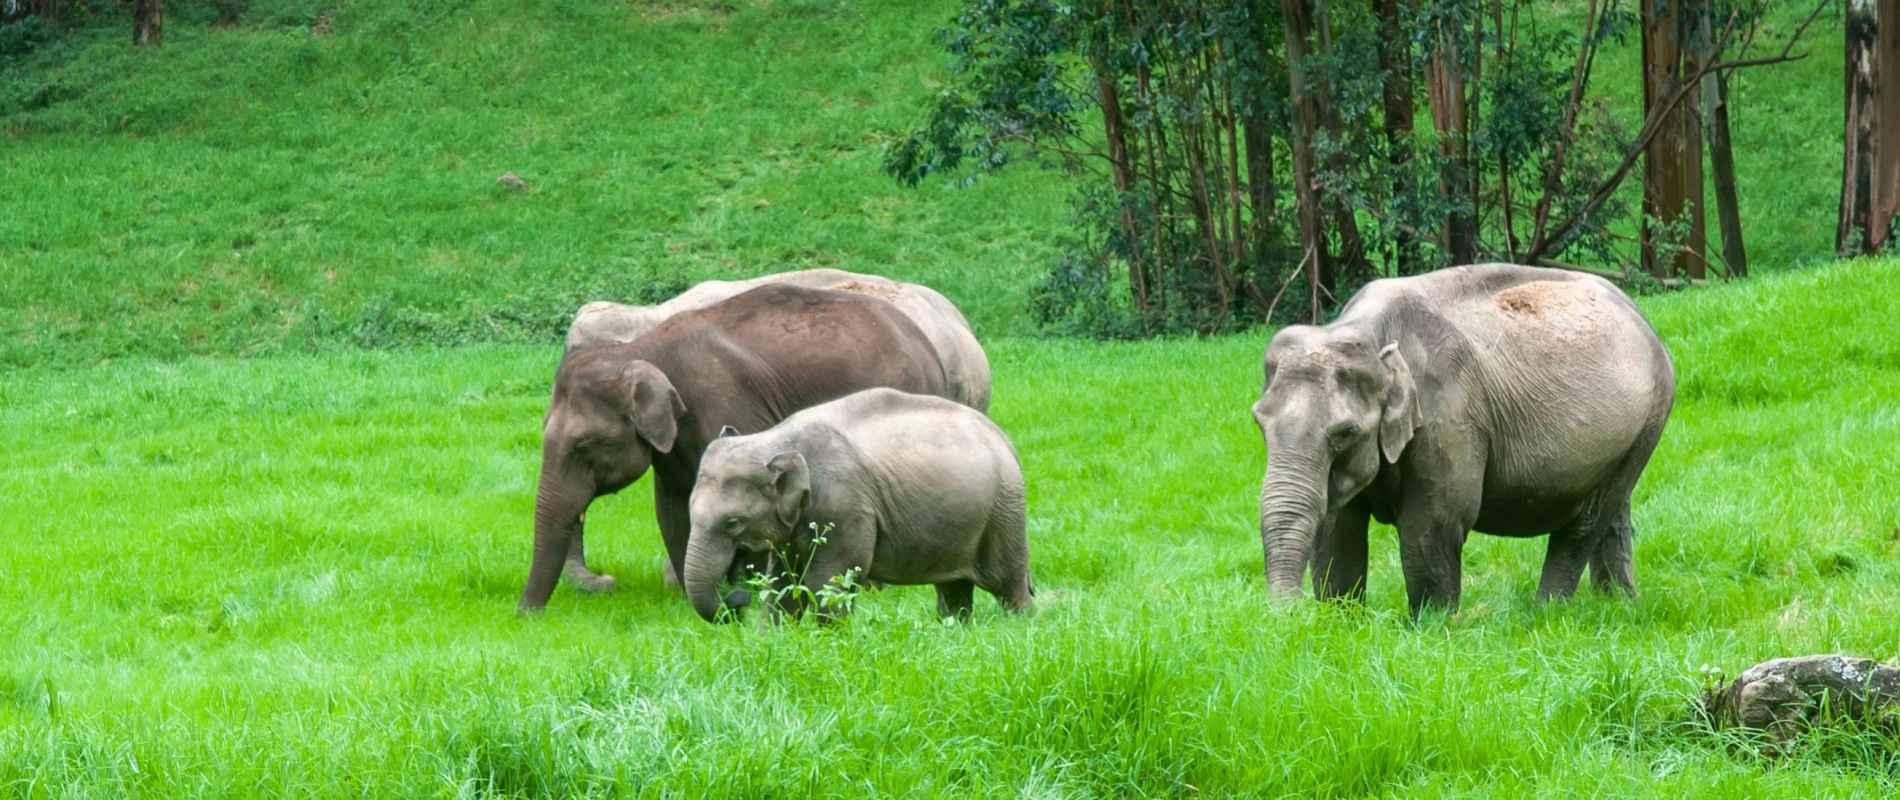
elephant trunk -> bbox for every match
[519,466,587,612]
[1260,451,1328,598]
[684,527,738,623]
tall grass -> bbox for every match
[1,260,1895,796]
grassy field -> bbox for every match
[4,0,1897,796]
[0,0,1070,368]
[2,261,1898,796]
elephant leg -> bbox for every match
[1588,498,1637,595]
[1394,479,1478,617]
[973,495,1032,612]
[1586,421,1661,597]
[561,513,620,593]
[935,580,975,621]
[1535,518,1597,601]
[1312,506,1371,602]
[652,476,694,596]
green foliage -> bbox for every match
[735,522,864,625]
[892,0,1298,337]
[894,0,1836,336]
[1,260,1898,795]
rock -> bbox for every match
[497,171,529,191]
[1704,654,1900,738]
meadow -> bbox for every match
[2,262,1899,797]
[4,0,1899,796]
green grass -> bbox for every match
[2,260,1897,796]
[0,0,1068,368]
[3,1,1896,795]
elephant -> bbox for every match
[683,387,1031,623]
[1250,263,1675,615]
[565,268,992,411]
[519,285,951,612]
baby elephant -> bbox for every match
[684,388,1031,622]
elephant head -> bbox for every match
[565,302,669,353]
[1251,327,1420,597]
[683,440,812,622]
[518,350,686,611]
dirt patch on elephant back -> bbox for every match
[833,280,905,302]
[1493,280,1592,319]
[1495,282,1555,316]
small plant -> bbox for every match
[736,521,860,627]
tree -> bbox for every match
[1281,0,1337,316]
[890,0,1822,338]
[1423,0,1478,265]
[133,0,160,46]
[1692,0,1747,277]
[1641,0,1707,279]
[1839,0,1900,255]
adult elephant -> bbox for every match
[565,268,991,410]
[1250,263,1675,615]
[519,284,949,612]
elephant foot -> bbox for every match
[662,558,681,589]
[563,562,619,593]
[724,588,753,609]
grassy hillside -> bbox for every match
[1,261,1896,796]
[0,0,1851,368]
[0,0,1069,368]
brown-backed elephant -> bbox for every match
[564,268,991,411]
[1250,263,1675,616]
[519,285,950,612]
[685,388,1031,623]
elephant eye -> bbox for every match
[723,516,743,533]
[1326,424,1360,448]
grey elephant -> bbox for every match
[566,268,992,411]
[684,388,1031,623]
[1251,263,1675,615]
[520,285,951,612]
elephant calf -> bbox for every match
[684,388,1031,622]
[1251,263,1675,615]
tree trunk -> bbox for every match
[1839,0,1900,255]
[1691,0,1746,277]
[1281,0,1334,320]
[1878,0,1900,252]
[1642,0,1707,279]
[1376,0,1416,276]
[133,0,162,46]
[1425,16,1477,265]
[1094,64,1148,310]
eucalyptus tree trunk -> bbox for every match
[133,0,162,46]
[1693,0,1746,277]
[1376,0,1417,275]
[1839,0,1900,256]
[1281,0,1334,319]
[1641,0,1707,279]
[1425,13,1477,266]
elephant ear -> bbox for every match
[1378,343,1421,464]
[766,451,811,530]
[620,361,686,454]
